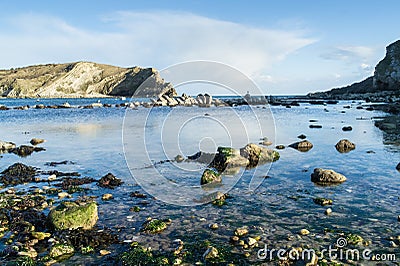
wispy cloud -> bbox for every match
[320,45,375,61]
[0,11,315,79]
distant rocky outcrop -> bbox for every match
[308,40,400,100]
[0,62,175,98]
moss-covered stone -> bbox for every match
[48,200,98,230]
[141,218,170,233]
[200,169,221,185]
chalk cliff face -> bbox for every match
[308,40,400,99]
[0,62,175,98]
[374,40,400,91]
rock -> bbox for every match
[102,193,113,200]
[260,140,273,146]
[30,138,45,145]
[18,247,38,258]
[0,140,16,151]
[311,168,347,185]
[309,124,322,129]
[196,191,228,206]
[313,197,333,206]
[325,208,333,215]
[141,218,170,233]
[374,40,400,91]
[275,145,285,149]
[57,192,71,199]
[201,169,222,185]
[99,250,111,256]
[210,147,249,171]
[297,134,307,139]
[396,163,400,171]
[97,173,123,189]
[11,145,46,157]
[230,236,239,243]
[239,143,280,167]
[299,229,310,235]
[49,244,75,259]
[235,227,249,236]
[335,139,356,153]
[209,223,219,230]
[342,126,353,131]
[289,140,313,152]
[398,215,400,222]
[247,237,257,246]
[0,163,37,186]
[48,200,98,230]
[48,174,57,181]
[31,231,51,240]
[175,154,185,163]
[203,246,218,260]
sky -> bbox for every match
[0,0,398,95]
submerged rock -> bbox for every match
[0,163,37,186]
[201,169,222,185]
[311,168,347,185]
[48,200,98,230]
[335,139,356,153]
[289,140,313,152]
[97,173,123,189]
[297,134,307,139]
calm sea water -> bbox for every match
[0,98,399,264]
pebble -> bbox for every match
[57,192,70,199]
[325,208,333,215]
[247,237,257,246]
[299,229,310,235]
[102,193,113,201]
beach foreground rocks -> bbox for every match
[311,168,347,185]
[48,200,98,230]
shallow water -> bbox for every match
[0,99,399,265]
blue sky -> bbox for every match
[0,0,398,94]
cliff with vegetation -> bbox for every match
[308,40,400,100]
[0,62,175,98]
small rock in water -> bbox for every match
[99,250,111,256]
[58,192,71,199]
[313,197,333,206]
[209,223,219,230]
[203,246,218,260]
[48,174,57,181]
[299,229,310,235]
[102,193,113,201]
[396,163,400,171]
[297,134,307,139]
[247,237,257,246]
[97,173,123,189]
[200,169,221,185]
[335,139,356,153]
[175,154,185,163]
[235,227,249,236]
[289,140,313,152]
[325,208,333,215]
[342,126,353,131]
[275,145,285,149]
[398,215,400,222]
[311,168,347,185]
[260,140,273,146]
[30,138,45,145]
[309,124,322,129]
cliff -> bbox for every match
[0,62,175,98]
[308,40,400,99]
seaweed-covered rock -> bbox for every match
[335,139,356,153]
[200,169,221,185]
[48,201,98,230]
[97,173,123,189]
[289,140,313,152]
[311,168,347,185]
[141,218,171,233]
[0,163,37,186]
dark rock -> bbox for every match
[289,140,313,152]
[41,170,80,177]
[187,151,215,164]
[11,145,46,157]
[30,138,45,145]
[0,163,37,186]
[313,197,333,206]
[275,145,285,149]
[342,126,353,131]
[309,124,322,129]
[97,173,123,189]
[0,140,16,151]
[335,139,356,153]
[45,160,75,167]
[396,162,400,171]
[130,191,147,198]
[55,177,96,190]
[297,134,307,139]
[311,168,347,185]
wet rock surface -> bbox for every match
[311,168,347,185]
[335,139,356,153]
[0,163,37,186]
[289,140,313,152]
[97,173,123,189]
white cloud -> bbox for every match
[0,11,315,81]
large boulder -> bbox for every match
[311,168,347,185]
[289,140,313,152]
[240,143,280,167]
[48,201,98,230]
[335,139,355,153]
[210,147,249,172]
